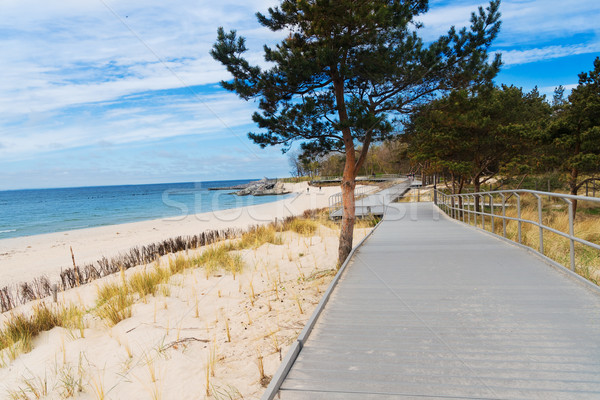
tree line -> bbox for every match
[288,57,600,212]
[406,58,600,207]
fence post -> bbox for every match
[51,284,58,303]
[473,195,477,227]
[565,199,576,271]
[516,193,522,244]
[489,194,494,233]
[482,194,486,231]
[500,193,506,238]
[534,193,544,254]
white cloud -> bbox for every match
[0,0,282,165]
[501,43,600,65]
[419,0,600,65]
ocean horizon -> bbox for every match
[0,179,291,240]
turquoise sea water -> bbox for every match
[0,180,289,240]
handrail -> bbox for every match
[328,185,378,214]
[434,188,600,274]
[314,174,406,182]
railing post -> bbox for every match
[468,195,472,225]
[489,194,494,233]
[564,198,576,271]
[500,193,506,238]
[482,194,486,231]
[473,195,477,227]
[516,193,522,244]
[534,193,544,254]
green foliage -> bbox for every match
[212,0,501,160]
[406,85,550,192]
[546,57,600,195]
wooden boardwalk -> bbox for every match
[272,202,600,399]
[329,182,411,218]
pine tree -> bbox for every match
[211,0,502,265]
[547,58,600,214]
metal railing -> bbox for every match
[328,186,378,214]
[435,189,600,273]
[397,188,433,202]
[313,174,406,183]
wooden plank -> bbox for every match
[271,202,600,399]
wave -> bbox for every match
[0,229,16,234]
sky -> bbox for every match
[0,0,599,190]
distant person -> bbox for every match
[319,186,322,191]
[307,187,309,193]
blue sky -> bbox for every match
[0,0,599,190]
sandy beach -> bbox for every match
[0,182,340,287]
[0,181,375,399]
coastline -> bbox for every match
[0,182,340,287]
[0,185,374,399]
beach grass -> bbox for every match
[0,210,374,380]
[0,303,86,360]
[235,225,282,249]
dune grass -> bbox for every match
[234,225,282,249]
[0,211,374,368]
[0,303,86,360]
[283,218,319,236]
[94,282,134,326]
[196,245,244,277]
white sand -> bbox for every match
[0,182,345,287]
[0,212,372,399]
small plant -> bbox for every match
[169,255,192,275]
[89,372,105,400]
[56,359,85,398]
[94,282,133,326]
[256,350,271,387]
[236,225,282,249]
[0,302,86,360]
[283,218,319,236]
[8,371,49,400]
[224,318,231,343]
[293,293,304,315]
[129,268,162,299]
[197,245,245,277]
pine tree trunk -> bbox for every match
[338,170,356,268]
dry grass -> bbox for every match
[0,303,85,360]
[235,225,282,249]
[283,219,319,236]
[94,282,133,326]
[1,211,373,377]
[196,245,245,278]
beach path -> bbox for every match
[271,202,600,399]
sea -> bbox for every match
[0,180,290,240]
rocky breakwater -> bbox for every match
[235,178,290,196]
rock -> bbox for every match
[234,179,290,196]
